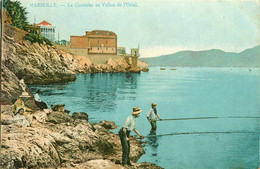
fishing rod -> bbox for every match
[139,131,260,138]
[156,116,260,121]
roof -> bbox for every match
[38,20,52,26]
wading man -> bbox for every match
[119,107,144,166]
[147,103,162,133]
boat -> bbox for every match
[170,68,177,70]
[160,68,166,70]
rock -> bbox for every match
[46,111,73,124]
[51,104,65,112]
[128,67,141,73]
[0,105,161,168]
[98,120,117,129]
[141,67,149,72]
[73,159,123,169]
[1,114,15,125]
[32,110,48,123]
[138,60,149,68]
[72,112,88,122]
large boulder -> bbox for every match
[98,120,117,129]
[46,111,73,124]
[72,112,88,122]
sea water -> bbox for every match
[29,67,260,169]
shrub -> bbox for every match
[25,33,53,46]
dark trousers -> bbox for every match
[119,128,131,164]
[150,120,157,131]
[35,101,48,110]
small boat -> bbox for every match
[160,68,166,70]
[170,68,177,70]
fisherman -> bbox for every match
[119,107,144,166]
[147,103,162,133]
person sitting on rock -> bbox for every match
[13,95,33,115]
[34,90,48,110]
[119,107,144,166]
[13,107,30,127]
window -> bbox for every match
[98,40,99,44]
[98,48,99,50]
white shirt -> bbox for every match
[147,108,158,121]
[14,114,29,127]
[34,93,41,102]
[122,115,136,131]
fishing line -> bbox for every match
[140,131,260,138]
[156,116,260,121]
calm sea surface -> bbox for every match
[29,67,260,169]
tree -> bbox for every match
[3,0,29,30]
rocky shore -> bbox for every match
[1,23,158,168]
[1,105,162,169]
[1,23,148,104]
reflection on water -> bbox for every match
[29,67,260,169]
[29,72,139,114]
[147,131,159,157]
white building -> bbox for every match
[38,20,55,42]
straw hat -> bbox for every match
[151,103,157,106]
[132,107,142,115]
[19,92,31,98]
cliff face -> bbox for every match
[2,25,78,85]
[1,24,148,104]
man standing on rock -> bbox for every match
[147,103,162,134]
[119,107,144,166]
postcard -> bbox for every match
[1,0,259,168]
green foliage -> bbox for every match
[4,0,29,30]
[25,33,53,46]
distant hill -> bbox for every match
[140,45,260,67]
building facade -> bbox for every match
[70,30,117,55]
[38,20,55,42]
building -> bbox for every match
[38,20,55,42]
[117,47,126,55]
[70,30,117,55]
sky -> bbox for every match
[19,0,260,58]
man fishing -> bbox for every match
[119,107,144,166]
[147,103,162,133]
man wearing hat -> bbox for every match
[119,107,144,166]
[147,103,162,133]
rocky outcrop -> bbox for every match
[1,23,148,104]
[0,105,162,169]
[92,57,135,73]
[2,30,78,85]
[138,60,149,68]
[98,120,117,130]
[72,112,89,122]
[141,67,149,72]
